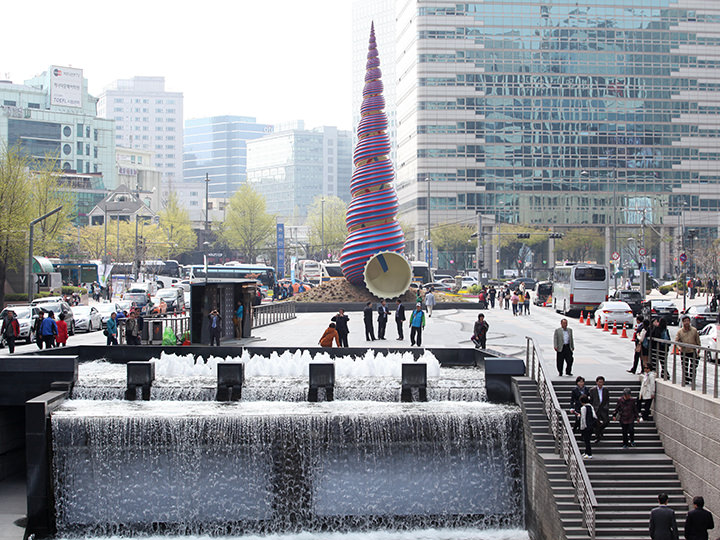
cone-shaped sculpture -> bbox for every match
[340,23,411,298]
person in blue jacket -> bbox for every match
[409,303,426,347]
[106,312,118,346]
[40,310,58,349]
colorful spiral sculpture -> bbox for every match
[340,23,408,293]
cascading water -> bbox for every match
[52,401,523,537]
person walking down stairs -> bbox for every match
[613,387,640,448]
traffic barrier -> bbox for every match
[586,315,592,326]
[620,323,628,338]
[579,311,585,324]
[602,319,609,332]
[611,321,618,335]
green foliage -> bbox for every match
[553,228,605,263]
[29,157,74,257]
[306,196,347,259]
[659,285,672,295]
[61,286,87,295]
[221,184,275,263]
[468,284,483,294]
[158,191,197,256]
[431,223,477,251]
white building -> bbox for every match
[116,146,162,213]
[98,77,183,184]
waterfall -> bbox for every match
[52,401,523,537]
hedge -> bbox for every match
[61,286,88,295]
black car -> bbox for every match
[641,299,679,325]
[683,305,719,330]
[612,290,643,316]
[506,277,537,290]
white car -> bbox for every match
[71,305,102,332]
[595,301,635,327]
[95,303,120,328]
[0,305,41,345]
[699,324,719,350]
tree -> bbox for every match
[0,144,32,306]
[158,191,197,257]
[306,196,347,260]
[554,228,605,263]
[431,223,477,271]
[221,184,275,263]
[29,157,74,257]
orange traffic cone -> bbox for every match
[611,321,618,335]
[603,319,609,332]
[579,311,585,324]
[586,314,591,326]
[620,323,628,338]
[596,315,602,329]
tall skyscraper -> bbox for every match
[183,115,273,198]
[97,76,183,184]
[246,124,352,222]
[392,0,720,277]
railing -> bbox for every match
[118,313,190,344]
[252,300,296,329]
[526,336,597,539]
[650,337,719,399]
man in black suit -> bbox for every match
[331,309,350,347]
[589,375,611,442]
[684,495,714,540]
[394,299,406,340]
[377,299,389,339]
[363,302,375,341]
[650,492,679,540]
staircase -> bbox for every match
[553,379,687,539]
[514,377,591,540]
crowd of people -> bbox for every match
[477,283,532,315]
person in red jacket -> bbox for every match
[56,313,69,347]
[2,310,20,354]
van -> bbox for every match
[126,282,157,297]
[155,287,185,313]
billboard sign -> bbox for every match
[50,66,83,108]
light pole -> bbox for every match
[426,177,431,266]
[321,196,325,261]
[28,206,63,303]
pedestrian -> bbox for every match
[649,492,679,540]
[478,288,487,308]
[394,299,406,340]
[208,309,222,346]
[628,315,645,373]
[124,311,138,345]
[613,387,640,448]
[684,495,715,540]
[424,287,436,317]
[590,376,611,442]
[409,303,426,346]
[579,395,596,459]
[523,290,531,314]
[676,315,701,386]
[377,299,389,339]
[363,302,375,341]
[34,310,45,349]
[488,286,496,309]
[331,308,350,347]
[56,313,69,347]
[651,318,671,378]
[553,318,575,376]
[570,376,589,432]
[40,310,58,349]
[472,313,489,349]
[511,291,520,316]
[638,365,656,421]
[639,318,652,369]
[2,310,19,354]
[233,301,244,338]
[106,311,118,346]
[319,322,340,347]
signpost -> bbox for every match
[276,223,285,279]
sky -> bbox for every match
[0,0,354,130]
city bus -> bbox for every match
[552,263,609,316]
[185,264,276,289]
[297,260,323,284]
[411,261,432,284]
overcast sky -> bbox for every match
[0,0,354,130]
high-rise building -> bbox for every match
[392,0,720,277]
[97,76,183,184]
[246,124,353,222]
[352,0,397,165]
[183,115,273,198]
[0,67,116,188]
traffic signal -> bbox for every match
[549,233,564,239]
[517,233,531,239]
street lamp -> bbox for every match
[28,205,63,303]
[321,196,325,261]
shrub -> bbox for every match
[658,285,672,295]
[468,284,483,294]
[61,286,88,295]
[4,291,51,304]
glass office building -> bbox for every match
[395,0,720,276]
[183,115,273,198]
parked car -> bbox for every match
[641,300,679,325]
[95,303,120,328]
[155,287,185,313]
[34,301,75,334]
[149,297,167,315]
[0,305,41,346]
[120,292,152,314]
[611,289,643,316]
[116,300,134,313]
[683,305,719,330]
[458,276,478,288]
[699,323,719,350]
[71,305,102,332]
[30,296,65,306]
[422,282,453,292]
[507,277,537,290]
[533,281,553,306]
[595,301,635,327]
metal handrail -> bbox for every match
[526,336,597,539]
[650,337,719,398]
[252,300,296,328]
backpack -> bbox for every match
[584,404,596,429]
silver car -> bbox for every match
[71,306,102,332]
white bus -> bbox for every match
[297,260,322,284]
[552,264,609,315]
[411,261,433,284]
[320,262,344,282]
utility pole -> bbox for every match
[134,177,140,280]
[321,196,325,261]
[640,209,647,299]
